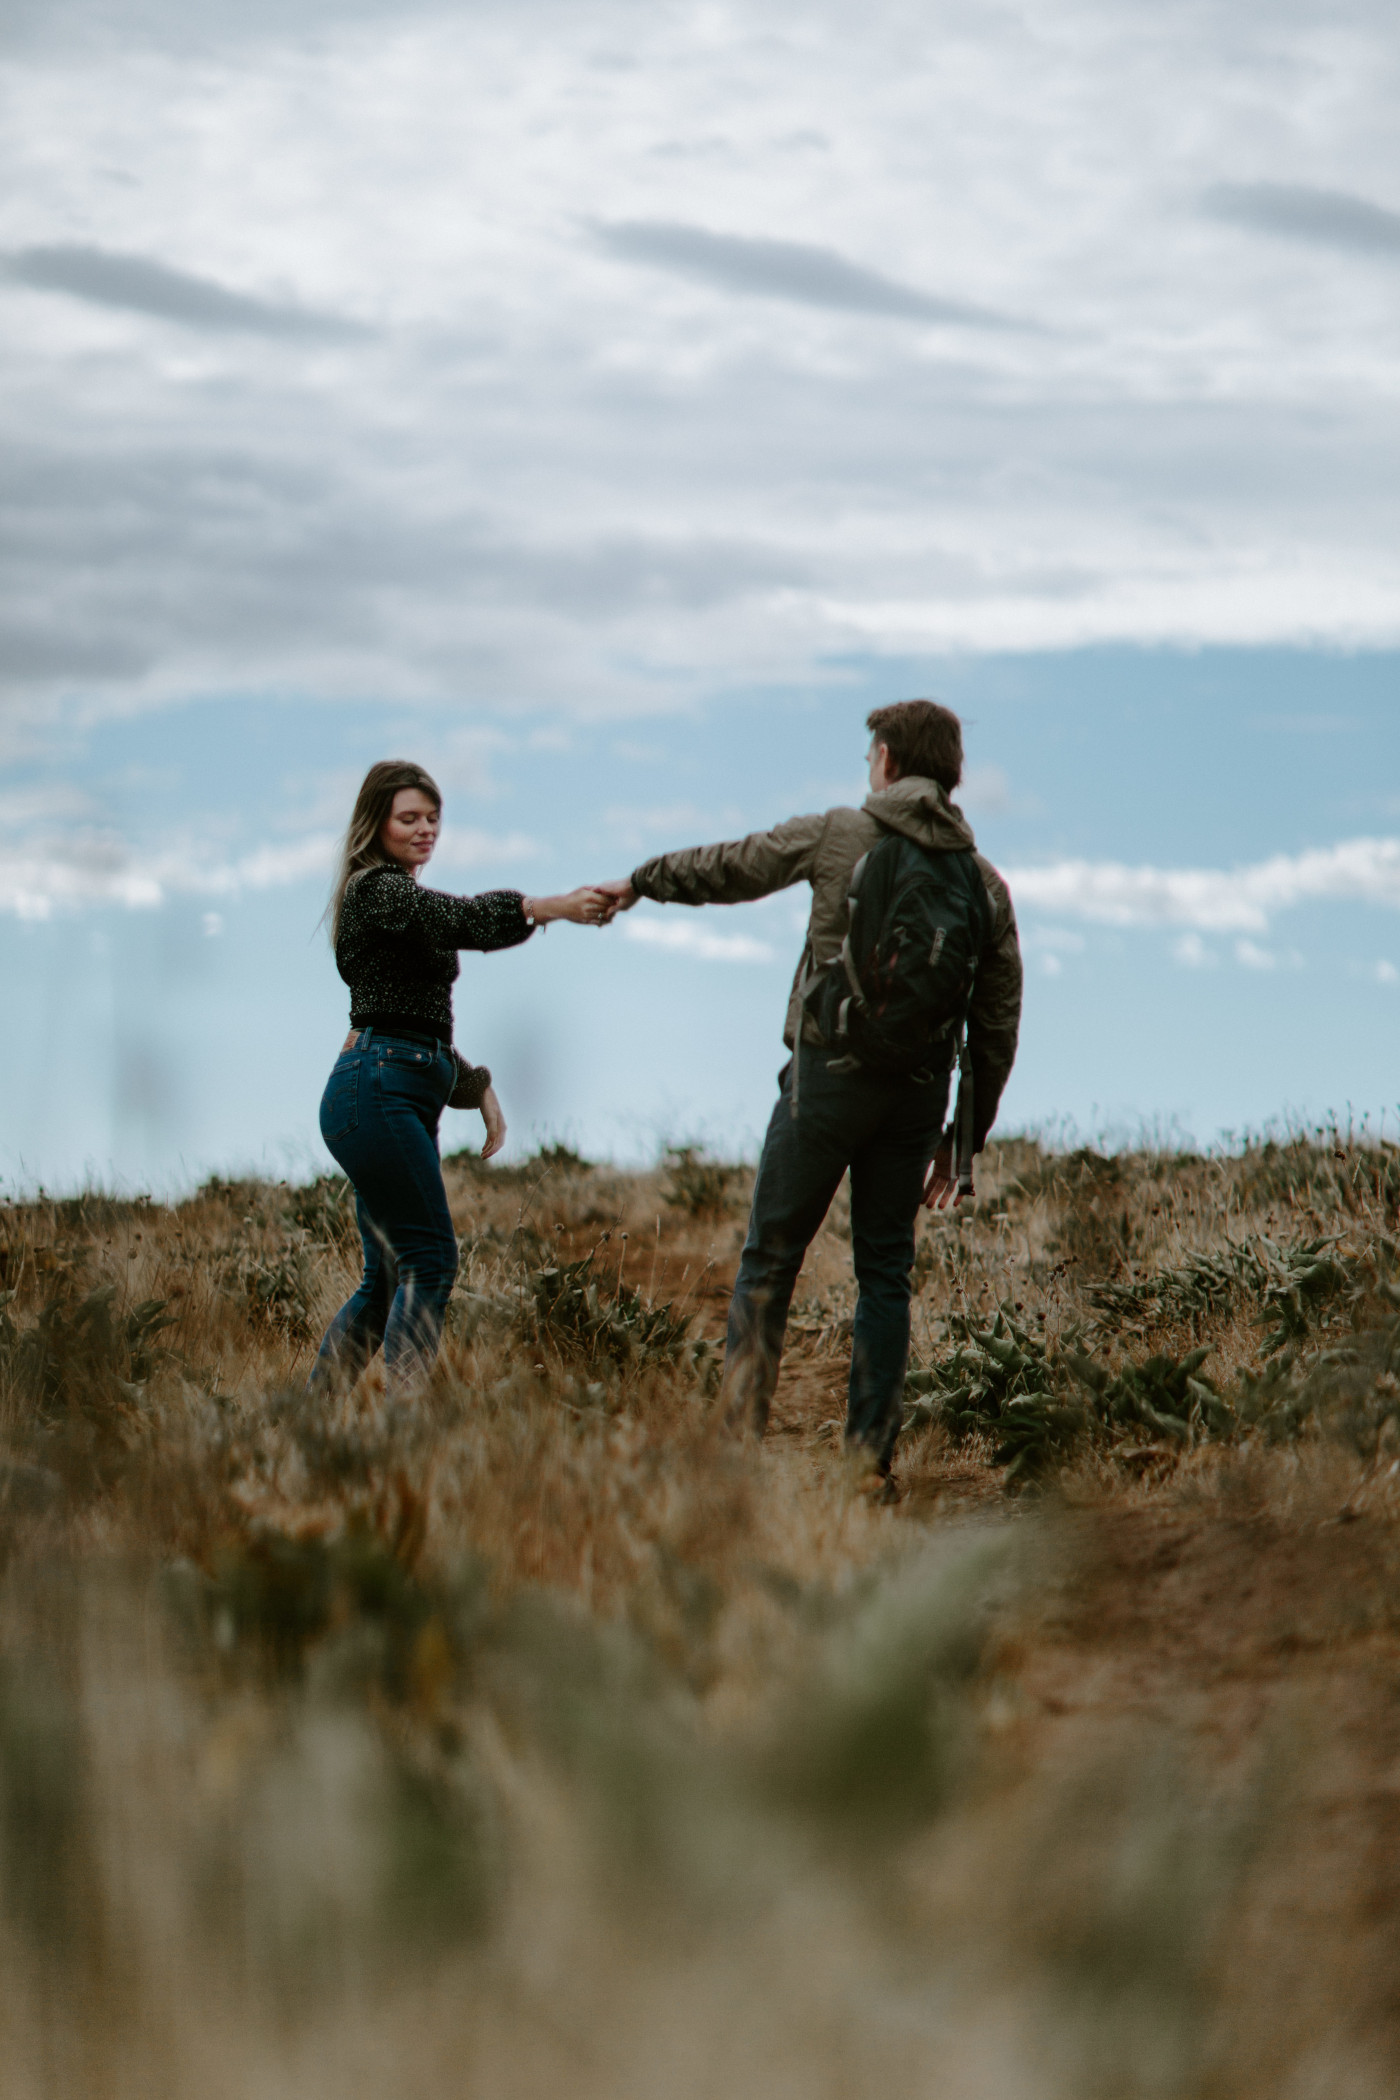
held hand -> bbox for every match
[594,877,637,923]
[923,1141,971,1211]
[479,1084,506,1160]
[521,887,613,927]
[556,885,612,926]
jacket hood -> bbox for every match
[862,775,977,853]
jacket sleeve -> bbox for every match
[350,868,533,952]
[450,1055,493,1108]
[967,857,1023,1153]
[631,812,825,906]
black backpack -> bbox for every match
[804,833,992,1081]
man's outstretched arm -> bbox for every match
[600,812,825,913]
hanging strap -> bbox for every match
[790,954,820,1117]
[838,854,871,1012]
[949,939,981,1196]
[951,1026,976,1197]
[790,852,879,1121]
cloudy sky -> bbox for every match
[1,0,1398,1189]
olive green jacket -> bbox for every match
[630,775,1022,1150]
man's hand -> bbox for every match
[479,1084,506,1160]
[923,1141,971,1210]
[594,877,638,924]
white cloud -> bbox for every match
[433,826,536,871]
[1376,959,1399,985]
[431,727,514,802]
[0,833,336,919]
[204,838,339,895]
[620,915,775,965]
[1027,926,1087,954]
[1235,939,1277,971]
[1006,837,1400,933]
[2,0,1400,732]
[1172,932,1216,968]
[958,765,1011,817]
[1232,938,1303,971]
[602,804,721,854]
[0,826,536,918]
[612,739,664,764]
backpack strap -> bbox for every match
[951,1027,976,1197]
[949,933,981,1194]
[836,850,871,1024]
[792,848,874,1115]
[838,935,866,1015]
[790,952,820,1116]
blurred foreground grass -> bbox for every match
[2,1126,1400,2097]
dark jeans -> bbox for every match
[722,1050,948,1471]
[309,1030,460,1389]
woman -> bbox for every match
[310,759,608,1391]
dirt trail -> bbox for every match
[623,1205,1400,2068]
[1009,1498,1400,2077]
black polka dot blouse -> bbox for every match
[336,865,533,1039]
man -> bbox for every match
[599,700,1022,1493]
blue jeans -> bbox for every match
[309,1030,460,1389]
[722,1050,948,1471]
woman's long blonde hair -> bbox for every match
[327,760,442,945]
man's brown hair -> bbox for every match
[866,699,963,793]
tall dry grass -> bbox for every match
[2,1125,1400,2096]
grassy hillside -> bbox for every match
[2,1126,1399,2098]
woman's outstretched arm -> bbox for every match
[345,868,611,945]
[519,886,612,927]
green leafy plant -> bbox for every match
[1062,1343,1234,1445]
[225,1238,319,1340]
[445,1139,593,1185]
[904,1305,1089,1481]
[907,1309,1237,1474]
[1255,1240,1358,1355]
[1087,1233,1363,1354]
[1088,1247,1255,1330]
[0,1282,180,1493]
[662,1145,745,1221]
[6,1283,178,1416]
[281,1175,357,1247]
[523,1250,698,1374]
[1238,1296,1400,1465]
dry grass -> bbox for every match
[2,1125,1400,2097]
